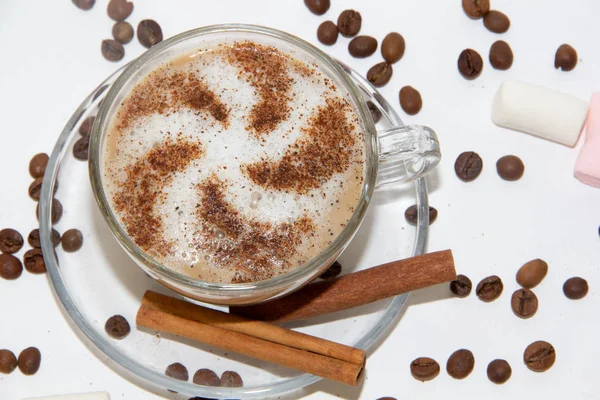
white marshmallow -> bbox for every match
[23,392,110,400]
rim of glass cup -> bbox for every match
[88,24,380,296]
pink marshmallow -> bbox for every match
[575,93,600,187]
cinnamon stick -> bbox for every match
[230,250,456,323]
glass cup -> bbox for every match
[89,24,441,305]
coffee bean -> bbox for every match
[317,21,338,46]
[29,153,49,178]
[524,340,555,372]
[496,155,524,181]
[101,39,125,62]
[320,260,342,279]
[555,44,578,71]
[304,0,330,15]
[105,315,131,339]
[410,357,440,381]
[483,10,510,33]
[193,368,221,386]
[454,151,483,182]
[18,347,41,375]
[381,32,405,64]
[93,85,109,102]
[29,177,44,201]
[457,49,483,80]
[23,249,46,274]
[72,0,95,10]
[0,254,23,280]
[165,362,189,381]
[0,228,24,254]
[221,370,243,387]
[489,40,513,70]
[73,136,90,161]
[367,62,393,87]
[107,0,133,21]
[36,199,63,224]
[399,86,422,115]
[446,349,475,379]
[461,0,489,19]
[61,229,83,252]
[28,229,61,249]
[137,19,163,49]
[367,101,382,124]
[0,349,18,374]
[563,277,588,300]
[487,359,511,384]
[79,116,95,137]
[476,275,503,302]
[337,10,362,37]
[348,36,378,58]
[511,288,538,319]
[516,259,548,289]
[112,21,134,45]
[450,274,472,297]
[405,204,438,226]
[377,398,397,400]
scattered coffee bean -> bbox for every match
[28,229,61,249]
[367,101,382,124]
[23,249,46,274]
[93,85,108,102]
[348,36,378,58]
[193,368,221,386]
[61,229,83,252]
[221,370,243,387]
[18,347,41,375]
[410,357,440,381]
[457,49,483,80]
[137,19,163,48]
[337,10,362,37]
[483,10,510,33]
[367,62,393,87]
[446,349,475,379]
[489,40,513,70]
[496,155,524,181]
[73,136,90,161]
[112,21,134,45]
[72,0,95,10]
[516,259,548,289]
[511,288,538,319]
[165,362,189,381]
[101,39,125,62]
[0,228,24,254]
[405,204,438,226]
[29,177,44,201]
[381,32,405,64]
[107,0,133,21]
[555,44,578,71]
[454,151,483,182]
[29,153,49,178]
[0,349,18,374]
[304,0,330,15]
[79,116,95,137]
[487,359,511,384]
[320,260,342,279]
[0,254,23,280]
[563,277,588,300]
[524,340,555,372]
[317,21,338,45]
[36,199,63,224]
[461,0,489,19]
[105,315,131,339]
[399,86,422,115]
[450,274,472,297]
[476,275,503,302]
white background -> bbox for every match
[1,0,600,399]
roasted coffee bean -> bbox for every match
[29,177,44,200]
[112,21,134,45]
[93,85,109,102]
[304,0,330,15]
[337,10,362,37]
[457,49,483,80]
[399,86,422,115]
[462,0,489,19]
[487,359,511,384]
[0,349,18,374]
[367,62,393,87]
[555,44,578,71]
[61,229,83,252]
[483,10,510,33]
[27,228,61,249]
[511,288,538,319]
[137,19,163,48]
[221,370,243,387]
[72,0,95,10]
[79,116,95,137]
[320,261,342,279]
[405,204,438,226]
[516,259,548,289]
[73,136,90,161]
[0,254,23,280]
[476,275,503,302]
[563,277,588,300]
[107,0,133,21]
[18,347,41,375]
[101,39,125,62]
[29,153,49,178]
[348,36,377,58]
[23,249,46,274]
[524,341,555,372]
[454,151,483,182]
[489,40,513,70]
[105,315,131,339]
[381,32,405,64]
[446,349,475,379]
[0,228,24,254]
[496,155,524,181]
[165,362,189,381]
[193,368,221,386]
[410,357,440,381]
[377,398,397,400]
[450,274,472,297]
[317,21,338,45]
[367,101,382,123]
[36,199,63,224]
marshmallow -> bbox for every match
[23,392,110,400]
[575,93,600,187]
[491,80,588,147]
